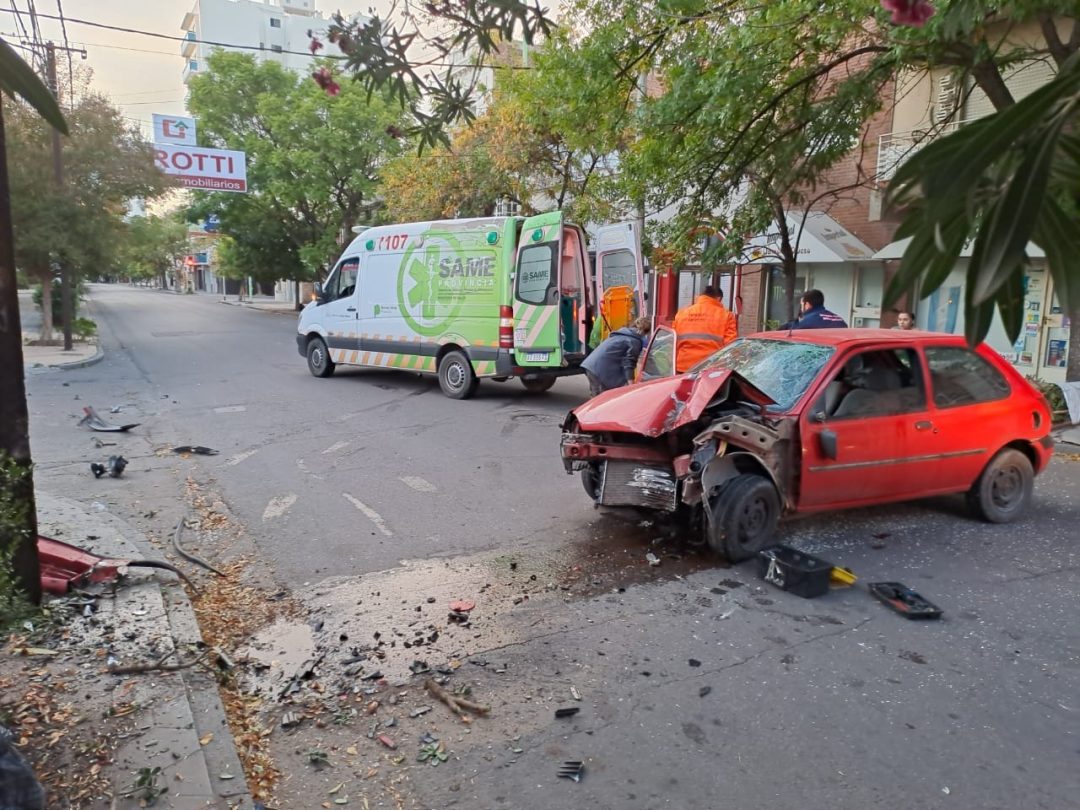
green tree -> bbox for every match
[1,35,69,605]
[186,52,409,285]
[7,93,169,339]
[121,215,189,287]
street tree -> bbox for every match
[7,92,168,339]
[0,36,69,605]
[121,214,189,287]
[186,51,409,285]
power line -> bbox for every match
[55,0,73,107]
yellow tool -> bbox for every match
[830,566,857,587]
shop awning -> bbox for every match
[743,211,876,264]
[873,237,1047,260]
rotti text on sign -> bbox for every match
[154,143,248,193]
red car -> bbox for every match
[560,328,1054,561]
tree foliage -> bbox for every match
[120,215,188,283]
[186,51,410,282]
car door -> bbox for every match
[513,211,564,368]
[799,346,933,509]
[918,344,1015,491]
[635,325,678,382]
[594,221,645,336]
[320,256,361,363]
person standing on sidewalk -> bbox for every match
[672,285,738,372]
[581,317,652,396]
[781,289,848,330]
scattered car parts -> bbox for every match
[79,405,139,432]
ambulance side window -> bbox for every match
[330,258,359,301]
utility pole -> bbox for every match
[45,42,73,351]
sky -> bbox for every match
[2,0,394,140]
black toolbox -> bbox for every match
[757,545,832,599]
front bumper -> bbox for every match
[296,333,307,357]
[560,433,673,472]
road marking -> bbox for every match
[400,476,437,493]
[226,449,257,466]
[321,441,350,455]
[262,493,297,521]
[342,493,393,536]
[214,405,247,413]
[296,458,324,480]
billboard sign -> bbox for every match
[154,144,247,193]
[152,113,197,146]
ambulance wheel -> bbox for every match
[307,337,335,378]
[706,474,780,562]
[520,376,556,394]
[438,351,478,399]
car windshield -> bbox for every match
[687,338,835,411]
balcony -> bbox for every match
[181,31,197,58]
[182,59,199,83]
[876,121,966,183]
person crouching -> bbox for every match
[581,317,653,396]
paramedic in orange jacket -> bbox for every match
[672,285,738,372]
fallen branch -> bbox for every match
[424,678,490,721]
[173,515,226,577]
[108,649,210,675]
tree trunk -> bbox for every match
[1067,305,1080,383]
[37,267,53,342]
[781,258,798,325]
[0,99,42,604]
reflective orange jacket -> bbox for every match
[672,295,738,372]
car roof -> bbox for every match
[747,328,969,348]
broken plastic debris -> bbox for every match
[377,734,397,750]
[78,405,139,432]
[409,706,432,719]
[699,686,712,698]
[172,445,219,456]
[557,761,585,782]
[281,711,301,729]
[570,686,581,701]
[448,599,475,613]
[645,552,661,567]
[554,707,580,719]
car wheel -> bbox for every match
[707,474,780,562]
[581,463,601,500]
[520,376,556,393]
[966,448,1033,523]
[438,350,478,399]
[307,337,335,378]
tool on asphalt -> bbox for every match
[830,566,857,586]
[79,405,139,432]
[757,545,833,599]
[868,582,943,619]
[557,761,585,782]
[554,707,580,719]
[37,535,196,594]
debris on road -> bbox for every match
[557,761,585,782]
[377,734,397,750]
[424,678,489,722]
[90,455,127,478]
[554,707,580,719]
[78,405,139,432]
[868,582,943,620]
[830,566,857,587]
[37,535,195,593]
[172,445,220,456]
[172,515,227,576]
[570,686,581,701]
[281,712,302,729]
[758,545,832,599]
[645,552,661,566]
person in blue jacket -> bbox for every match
[782,289,849,330]
[581,317,652,396]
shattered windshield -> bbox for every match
[688,338,834,411]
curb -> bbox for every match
[57,345,104,370]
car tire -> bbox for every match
[307,337,335,378]
[966,448,1033,523]
[520,376,556,393]
[438,350,478,399]
[707,474,780,562]
[581,463,601,500]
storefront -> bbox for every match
[873,239,1068,384]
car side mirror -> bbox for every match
[313,281,326,303]
[643,290,650,302]
[818,428,838,460]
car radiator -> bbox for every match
[599,461,678,511]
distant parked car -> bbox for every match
[560,328,1054,560]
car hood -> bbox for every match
[570,369,775,437]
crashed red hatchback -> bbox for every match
[560,328,1054,561]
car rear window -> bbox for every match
[925,346,1011,407]
[689,338,835,412]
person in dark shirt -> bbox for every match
[581,317,652,396]
[781,289,848,329]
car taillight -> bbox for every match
[499,305,514,349]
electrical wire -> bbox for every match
[55,0,73,107]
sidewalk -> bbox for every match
[1,493,253,808]
[218,295,299,314]
[21,334,102,372]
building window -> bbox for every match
[270,44,283,53]
[269,17,281,27]
[188,60,198,71]
[494,197,520,217]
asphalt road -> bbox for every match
[24,284,1080,810]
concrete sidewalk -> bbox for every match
[18,288,104,372]
[4,493,253,808]
[218,296,298,314]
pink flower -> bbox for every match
[881,0,935,26]
[309,36,324,54]
[312,67,341,97]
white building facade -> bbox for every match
[181,0,331,86]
